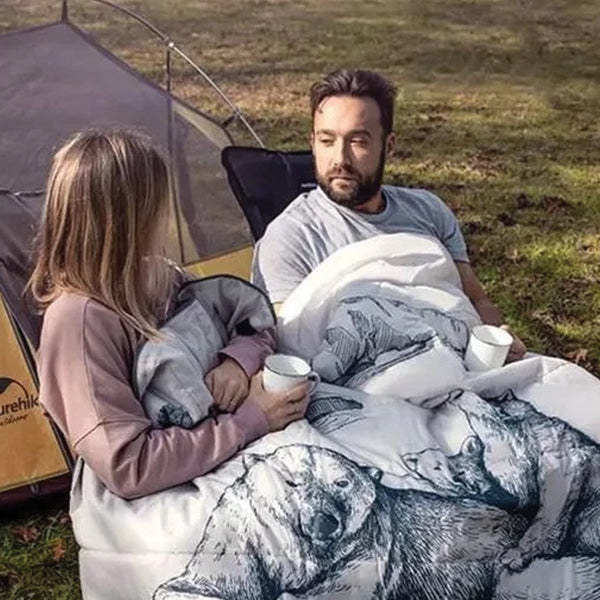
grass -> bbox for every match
[1,495,78,599]
[2,0,600,597]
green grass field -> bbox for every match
[2,0,600,597]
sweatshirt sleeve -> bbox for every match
[218,329,276,377]
[38,296,269,500]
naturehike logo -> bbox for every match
[0,377,39,427]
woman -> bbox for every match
[30,129,308,500]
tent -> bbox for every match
[0,0,262,505]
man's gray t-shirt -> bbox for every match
[252,185,469,303]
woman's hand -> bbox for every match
[205,358,250,413]
[248,372,310,432]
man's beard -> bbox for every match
[316,149,385,209]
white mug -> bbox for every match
[263,354,321,393]
[464,325,513,371]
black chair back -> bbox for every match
[221,146,316,240]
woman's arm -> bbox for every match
[206,329,276,413]
[219,329,276,377]
[74,400,266,499]
[38,295,269,500]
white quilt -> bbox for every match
[72,234,600,600]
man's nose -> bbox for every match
[332,140,350,167]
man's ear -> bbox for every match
[310,131,316,154]
[385,133,396,157]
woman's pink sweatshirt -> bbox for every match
[37,292,274,500]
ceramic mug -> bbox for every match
[263,354,321,393]
[464,325,513,371]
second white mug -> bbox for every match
[464,324,513,371]
[263,354,320,393]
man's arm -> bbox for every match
[251,223,311,305]
[455,261,526,361]
[454,261,502,325]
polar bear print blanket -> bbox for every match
[72,234,600,600]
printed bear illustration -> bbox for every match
[313,294,471,388]
[304,395,364,434]
[446,389,600,573]
[493,556,600,600]
[317,311,434,386]
[379,296,471,356]
[342,295,471,356]
[313,295,439,383]
[401,436,519,509]
[154,444,532,600]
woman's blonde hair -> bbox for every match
[29,128,172,338]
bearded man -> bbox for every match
[251,69,525,361]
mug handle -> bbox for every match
[307,371,321,394]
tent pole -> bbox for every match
[61,0,69,22]
[168,42,265,148]
[166,48,172,93]
[88,0,264,147]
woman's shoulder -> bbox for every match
[44,292,117,327]
[39,293,139,375]
[41,292,134,350]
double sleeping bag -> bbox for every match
[72,237,600,600]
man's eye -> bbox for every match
[318,138,334,145]
[285,479,298,488]
[351,138,368,147]
[335,479,350,488]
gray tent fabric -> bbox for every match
[0,191,43,346]
[0,21,252,346]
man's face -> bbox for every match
[311,95,391,209]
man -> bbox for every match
[252,69,525,360]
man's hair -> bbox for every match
[28,128,172,339]
[310,69,397,135]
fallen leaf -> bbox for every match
[506,248,520,262]
[50,539,66,563]
[12,525,40,543]
[565,348,588,365]
[542,195,570,214]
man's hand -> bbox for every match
[205,358,250,413]
[455,262,526,362]
[501,325,527,362]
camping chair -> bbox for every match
[221,146,316,241]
